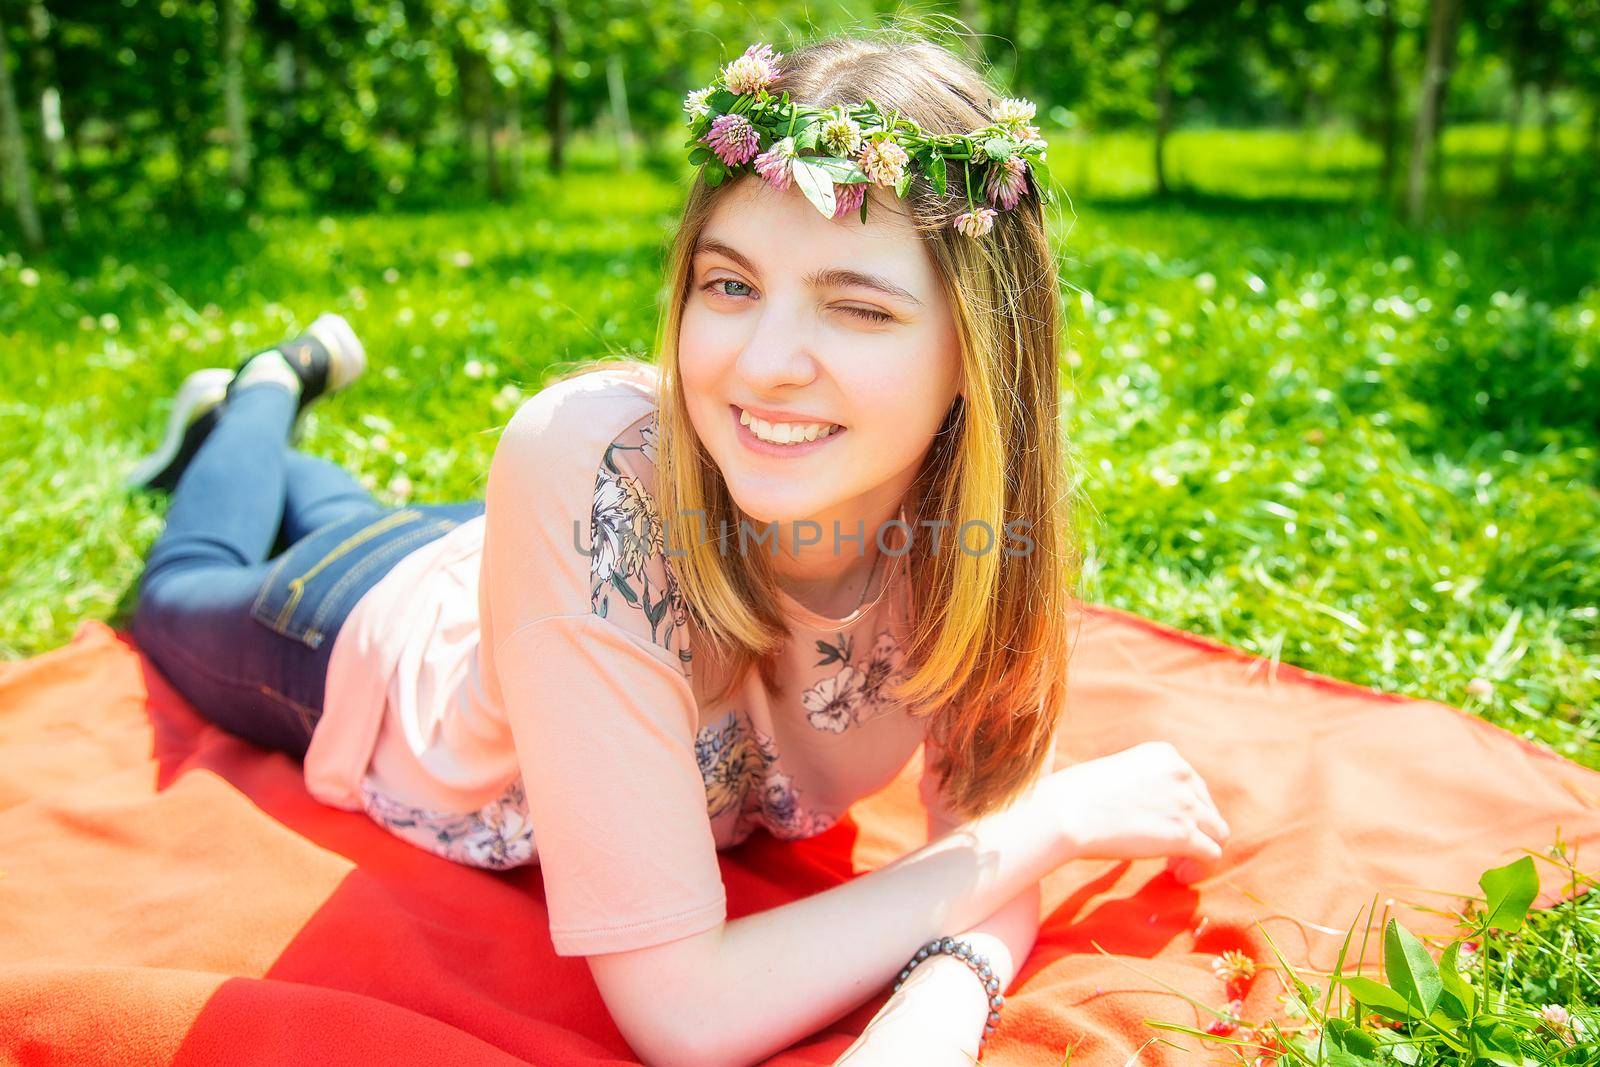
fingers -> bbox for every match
[1190,787,1231,845]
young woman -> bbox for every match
[128,31,1229,1067]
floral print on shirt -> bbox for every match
[360,776,536,870]
[587,411,691,670]
[696,708,837,843]
[802,628,909,733]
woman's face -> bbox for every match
[677,175,963,534]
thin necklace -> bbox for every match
[843,502,907,616]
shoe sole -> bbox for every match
[306,312,368,394]
[126,368,234,492]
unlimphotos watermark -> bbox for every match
[572,510,1036,559]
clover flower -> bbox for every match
[1539,1005,1575,1044]
[683,87,714,120]
[1204,998,1246,1037]
[819,115,863,157]
[953,206,998,237]
[753,136,798,192]
[832,181,867,220]
[991,97,1037,128]
[722,43,782,96]
[858,138,909,187]
[705,113,760,167]
[985,156,1030,210]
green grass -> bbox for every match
[1,126,1595,771]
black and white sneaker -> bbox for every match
[125,367,234,493]
[224,312,368,414]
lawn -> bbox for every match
[1,125,1595,768]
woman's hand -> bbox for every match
[831,959,985,1067]
[831,1010,978,1067]
[1040,740,1231,883]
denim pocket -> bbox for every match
[249,507,461,649]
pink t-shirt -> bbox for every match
[305,361,968,956]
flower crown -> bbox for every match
[681,42,1055,238]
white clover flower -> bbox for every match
[819,115,863,157]
[683,87,714,119]
[991,97,1037,128]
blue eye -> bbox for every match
[704,279,753,298]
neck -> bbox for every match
[769,496,908,618]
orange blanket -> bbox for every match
[2,607,1596,1066]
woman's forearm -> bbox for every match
[842,881,1043,1062]
[674,778,1071,1067]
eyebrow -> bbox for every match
[693,239,925,308]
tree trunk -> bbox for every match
[544,0,567,174]
[275,39,296,124]
[28,2,74,232]
[1405,0,1462,223]
[0,4,44,249]
[220,0,251,191]
[1377,0,1397,198]
[1498,80,1525,193]
[606,52,635,172]
[505,89,522,196]
[1152,1,1173,197]
[1002,0,1026,90]
[1538,81,1558,164]
[485,76,502,200]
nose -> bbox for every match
[734,298,818,391]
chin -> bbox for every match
[725,484,830,528]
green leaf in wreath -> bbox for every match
[1478,855,1538,932]
[806,156,868,182]
[688,146,713,165]
[894,171,911,198]
[983,136,1014,161]
[795,122,821,151]
[927,154,947,196]
[791,158,837,218]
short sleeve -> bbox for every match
[495,616,725,956]
[480,369,724,956]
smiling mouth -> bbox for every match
[732,404,845,446]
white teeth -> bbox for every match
[738,407,840,445]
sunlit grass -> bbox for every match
[1,126,1594,771]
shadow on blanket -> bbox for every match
[1,605,1596,1066]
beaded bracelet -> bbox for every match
[892,936,1005,1053]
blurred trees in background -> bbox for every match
[0,0,1596,248]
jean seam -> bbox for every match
[248,508,421,644]
[272,507,421,630]
[249,549,297,626]
[305,519,455,639]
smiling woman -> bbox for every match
[122,24,1232,1067]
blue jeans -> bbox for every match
[132,381,484,761]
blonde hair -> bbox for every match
[551,27,1077,823]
